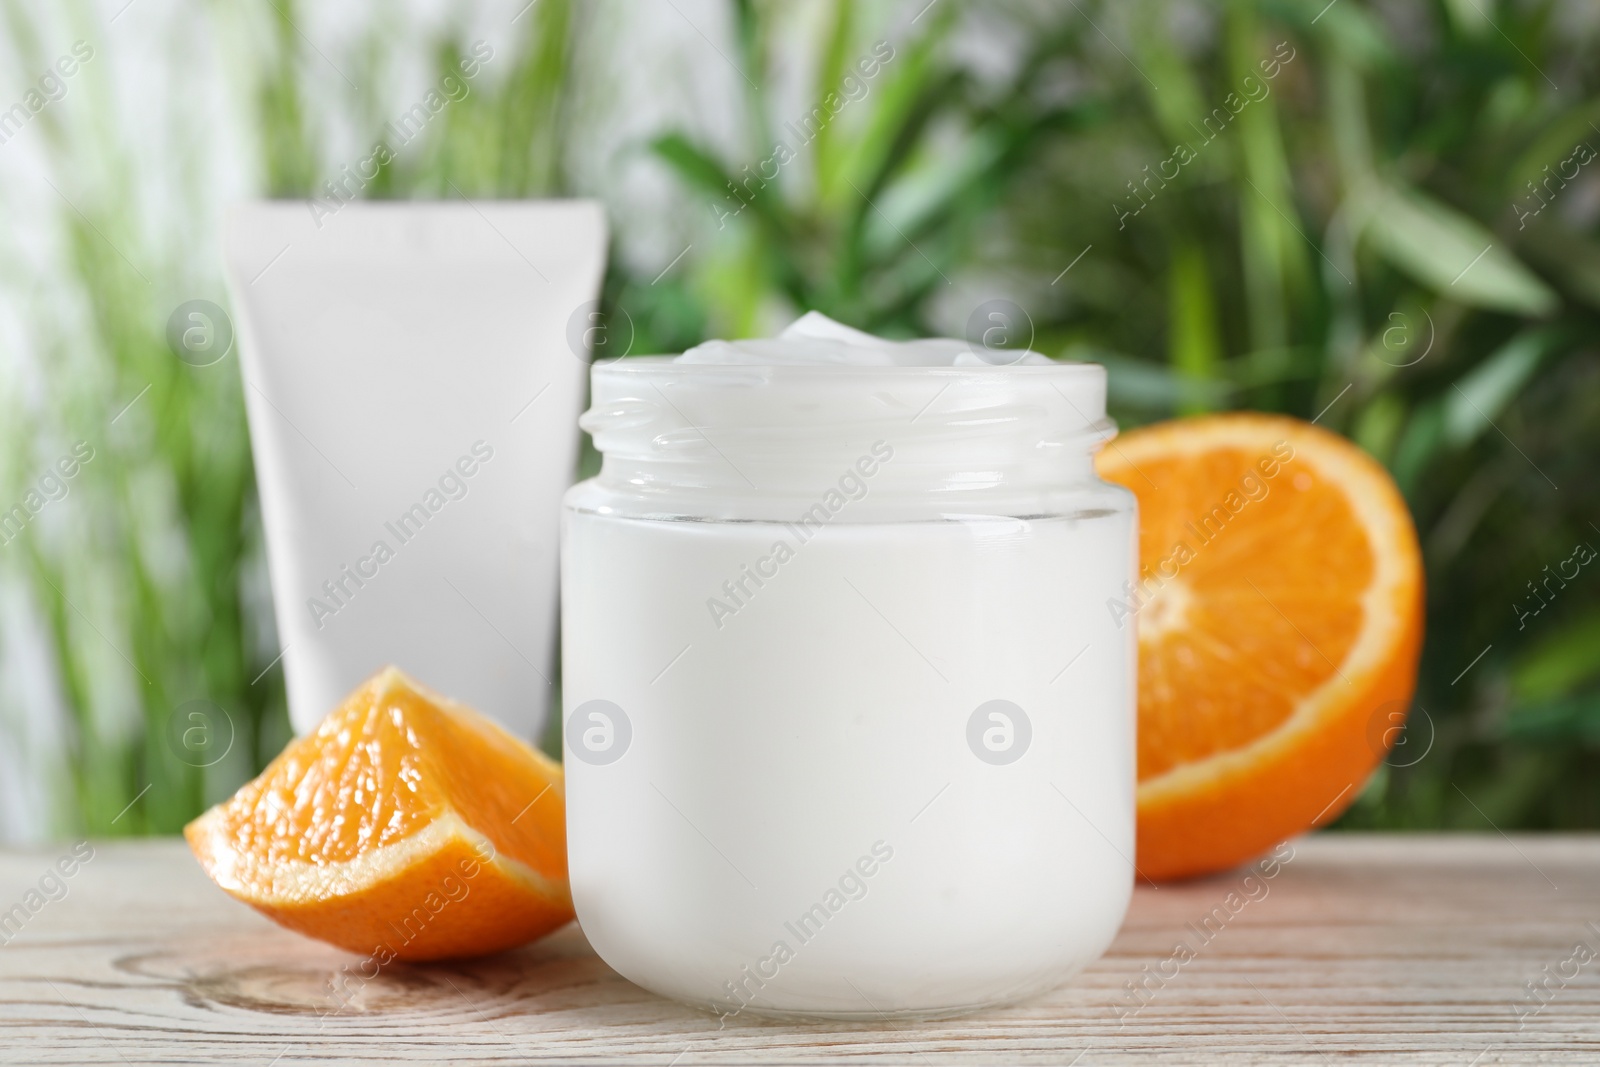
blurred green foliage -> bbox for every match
[2,0,1596,838]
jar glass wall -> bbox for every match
[561,354,1136,1020]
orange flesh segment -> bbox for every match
[1131,445,1373,778]
[185,667,573,960]
[1098,414,1422,881]
[227,672,567,879]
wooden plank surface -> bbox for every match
[0,834,1596,1064]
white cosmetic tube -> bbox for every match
[224,201,606,738]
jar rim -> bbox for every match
[591,355,1108,379]
[581,356,1113,508]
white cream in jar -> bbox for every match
[562,313,1136,1019]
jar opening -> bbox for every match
[581,359,1114,510]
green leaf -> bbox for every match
[1230,8,1301,354]
[1086,350,1231,412]
[1129,3,1207,146]
[1501,693,1600,746]
[831,7,956,208]
[1514,609,1600,704]
[1442,0,1494,36]
[1361,182,1559,316]
[1505,101,1600,197]
[1352,391,1406,464]
[649,132,794,246]
[1257,0,1391,68]
[1167,242,1222,415]
[650,132,740,204]
[864,120,1004,254]
[1390,400,1445,496]
[810,0,855,201]
[1515,224,1600,312]
[1441,328,1550,447]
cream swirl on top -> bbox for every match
[675,311,1052,366]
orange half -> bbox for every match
[1097,413,1423,881]
[185,667,572,960]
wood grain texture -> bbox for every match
[0,835,1596,1064]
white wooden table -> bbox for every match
[0,835,1595,1064]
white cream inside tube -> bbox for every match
[226,201,606,738]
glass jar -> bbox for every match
[561,355,1136,1020]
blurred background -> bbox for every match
[0,0,1596,843]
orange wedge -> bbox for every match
[1097,413,1423,881]
[185,667,572,960]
